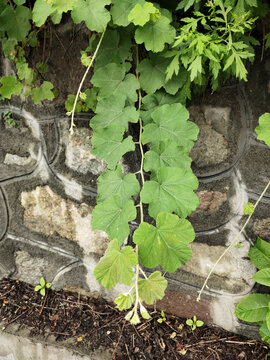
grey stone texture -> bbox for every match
[0,23,270,343]
[0,326,111,360]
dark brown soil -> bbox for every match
[0,278,269,360]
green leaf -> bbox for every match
[84,88,98,111]
[31,81,55,104]
[40,288,46,296]
[255,113,270,147]
[14,0,26,5]
[141,90,183,124]
[71,0,111,32]
[135,14,176,52]
[137,55,169,95]
[91,124,135,169]
[138,271,167,304]
[51,10,62,24]
[142,103,199,152]
[235,294,270,322]
[91,194,136,244]
[164,68,189,96]
[196,320,204,327]
[243,202,254,215]
[0,5,31,41]
[114,293,134,310]
[186,319,193,326]
[128,2,160,27]
[97,165,140,203]
[144,140,192,177]
[32,0,53,26]
[40,277,45,287]
[265,34,270,51]
[249,237,270,270]
[91,63,139,102]
[34,285,41,291]
[0,76,23,99]
[134,212,195,272]
[140,167,199,219]
[111,0,144,27]
[16,62,34,84]
[259,321,270,343]
[165,54,180,82]
[51,0,77,14]
[1,38,18,59]
[36,62,49,74]
[65,94,81,112]
[188,55,202,81]
[93,239,137,288]
[46,282,52,288]
[253,268,270,286]
[94,28,132,69]
[90,94,138,131]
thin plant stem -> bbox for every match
[197,179,270,302]
[69,27,107,135]
[133,45,145,318]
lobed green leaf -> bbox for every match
[91,94,138,131]
[138,271,167,304]
[93,239,137,289]
[71,0,111,32]
[255,113,270,147]
[91,194,136,244]
[135,14,176,52]
[91,124,135,169]
[142,103,199,152]
[134,212,195,272]
[31,81,55,104]
[97,165,140,204]
[140,167,199,219]
[0,76,23,99]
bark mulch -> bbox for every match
[0,278,269,359]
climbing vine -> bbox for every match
[0,0,270,324]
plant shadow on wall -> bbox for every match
[0,0,270,326]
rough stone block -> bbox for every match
[0,107,41,181]
[189,176,233,232]
[189,87,244,177]
[50,117,107,190]
[238,145,270,197]
[21,185,109,256]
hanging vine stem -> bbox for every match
[69,26,107,136]
[197,179,270,302]
[132,44,145,322]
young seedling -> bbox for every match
[186,315,204,330]
[157,310,167,324]
[34,277,51,296]
[2,111,18,127]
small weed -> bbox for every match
[186,315,204,330]
[2,111,18,127]
[157,310,166,324]
[34,277,51,296]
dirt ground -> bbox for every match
[0,278,269,359]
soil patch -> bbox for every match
[0,278,269,359]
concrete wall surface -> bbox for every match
[0,328,110,360]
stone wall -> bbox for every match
[0,34,270,337]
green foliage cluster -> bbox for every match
[235,238,270,343]
[0,0,270,325]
